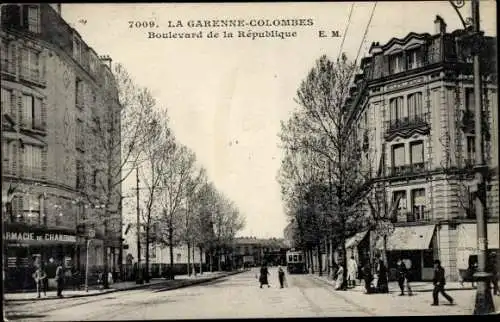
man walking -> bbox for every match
[397,258,412,296]
[278,266,286,288]
[55,261,65,298]
[32,263,48,298]
[347,256,358,288]
[431,259,454,306]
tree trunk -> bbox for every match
[217,247,222,271]
[383,234,388,267]
[191,241,196,276]
[145,225,150,283]
[209,249,213,272]
[317,243,323,276]
[308,248,314,274]
[199,246,203,275]
[340,235,348,291]
[169,227,174,279]
[187,242,191,276]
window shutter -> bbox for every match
[9,91,16,122]
[18,195,25,222]
[41,98,47,129]
[18,93,25,127]
[382,55,389,77]
[41,146,47,180]
[11,142,17,175]
[18,141,24,177]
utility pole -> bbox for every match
[136,166,143,284]
[470,0,494,315]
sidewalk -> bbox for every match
[308,273,476,293]
[309,273,500,315]
[5,270,242,302]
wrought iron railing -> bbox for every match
[406,210,432,222]
[389,162,428,177]
[385,113,430,133]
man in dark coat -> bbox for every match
[278,266,286,288]
[431,259,454,306]
[259,264,270,288]
[375,255,388,293]
[55,260,65,298]
[397,258,412,296]
[362,261,373,294]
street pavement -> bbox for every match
[4,267,500,320]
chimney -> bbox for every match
[99,55,112,69]
[434,15,447,34]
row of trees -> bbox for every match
[277,54,398,290]
[114,66,245,280]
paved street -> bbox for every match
[4,267,499,320]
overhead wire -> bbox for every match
[354,1,378,64]
[336,2,355,62]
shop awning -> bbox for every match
[345,230,368,249]
[457,223,500,250]
[375,225,436,251]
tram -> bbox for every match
[286,249,307,274]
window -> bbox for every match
[22,94,43,129]
[466,135,475,165]
[410,141,424,166]
[27,6,40,33]
[465,88,474,112]
[389,96,404,122]
[406,48,422,70]
[393,191,407,212]
[23,144,42,178]
[391,144,405,167]
[21,48,40,81]
[176,253,182,262]
[389,53,404,74]
[22,194,42,225]
[407,92,423,117]
[76,160,84,189]
[75,78,84,108]
[1,88,12,115]
[411,189,426,221]
[2,140,10,174]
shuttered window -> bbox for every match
[410,141,424,165]
[407,92,423,117]
[392,144,405,167]
[23,144,43,178]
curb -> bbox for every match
[308,274,476,293]
[5,270,247,302]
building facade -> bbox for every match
[1,4,122,290]
[345,16,498,281]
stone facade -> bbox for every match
[346,16,498,281]
[1,4,122,289]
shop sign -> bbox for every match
[5,232,76,243]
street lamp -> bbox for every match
[449,0,494,314]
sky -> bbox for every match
[60,1,496,239]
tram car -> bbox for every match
[286,249,307,274]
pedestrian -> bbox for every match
[487,252,499,296]
[278,266,286,288]
[347,256,358,288]
[335,262,344,290]
[397,258,412,296]
[362,261,373,294]
[375,254,388,293]
[259,263,270,288]
[431,259,454,306]
[32,263,47,298]
[55,261,65,298]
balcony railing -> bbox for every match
[1,59,16,75]
[385,113,430,134]
[20,66,44,85]
[406,210,432,222]
[389,162,428,177]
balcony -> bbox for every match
[389,162,428,177]
[1,58,16,77]
[406,210,432,222]
[385,113,430,136]
[20,66,45,86]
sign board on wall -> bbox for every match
[5,232,77,243]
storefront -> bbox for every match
[3,224,77,291]
[375,225,437,281]
[456,222,500,272]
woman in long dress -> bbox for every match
[259,264,270,288]
[335,264,344,290]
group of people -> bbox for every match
[258,264,287,289]
[32,261,66,298]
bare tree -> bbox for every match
[86,63,155,288]
[278,54,367,289]
[157,143,197,278]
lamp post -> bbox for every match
[448,0,494,314]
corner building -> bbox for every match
[346,16,498,281]
[1,4,122,290]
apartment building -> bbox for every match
[1,4,122,290]
[345,16,498,281]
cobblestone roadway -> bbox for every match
[5,267,495,320]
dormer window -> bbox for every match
[26,5,40,34]
[406,48,422,70]
[389,52,404,74]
